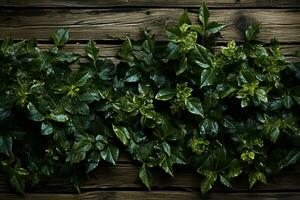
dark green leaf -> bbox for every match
[200,171,217,194]
[100,145,119,165]
[206,22,225,34]
[249,172,266,189]
[75,72,93,87]
[162,142,171,157]
[85,39,99,63]
[283,95,293,109]
[41,122,53,135]
[159,155,174,176]
[179,11,192,26]
[112,125,130,145]
[139,164,152,190]
[124,68,141,82]
[48,113,69,122]
[27,103,45,122]
[200,69,216,88]
[9,172,25,194]
[176,56,188,76]
[245,23,261,41]
[155,88,176,101]
[185,98,204,117]
[51,28,69,47]
[199,1,210,27]
[219,174,232,188]
[0,136,12,156]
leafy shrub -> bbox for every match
[0,1,299,195]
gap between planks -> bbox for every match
[0,0,299,8]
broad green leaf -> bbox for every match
[280,149,300,169]
[263,124,280,143]
[48,113,69,122]
[75,72,93,87]
[200,69,216,88]
[55,52,78,63]
[179,11,192,26]
[0,107,10,121]
[199,119,218,136]
[219,174,232,188]
[80,91,101,102]
[86,151,101,173]
[41,165,53,176]
[118,37,134,66]
[124,68,141,82]
[245,23,260,41]
[66,151,87,164]
[9,172,25,194]
[112,125,130,145]
[162,142,171,156]
[227,160,242,178]
[159,155,174,176]
[16,168,29,176]
[166,43,180,59]
[74,139,92,152]
[27,102,45,122]
[176,56,188,76]
[283,95,293,109]
[100,144,119,165]
[139,164,152,190]
[155,88,176,101]
[41,122,53,135]
[206,22,225,34]
[249,172,266,189]
[255,89,268,103]
[51,28,69,47]
[185,98,204,117]
[0,136,12,156]
[199,1,210,27]
[85,39,99,63]
[200,171,217,194]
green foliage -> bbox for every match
[0,2,300,196]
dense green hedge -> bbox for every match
[1,2,300,195]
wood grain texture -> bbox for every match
[0,9,299,42]
[1,163,300,193]
[1,191,300,200]
[0,0,299,8]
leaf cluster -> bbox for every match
[0,1,300,195]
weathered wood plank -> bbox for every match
[0,0,299,8]
[1,163,299,193]
[0,9,299,43]
[1,191,300,200]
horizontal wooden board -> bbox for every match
[0,0,299,8]
[0,9,299,43]
[1,163,300,193]
[1,191,300,200]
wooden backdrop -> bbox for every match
[0,0,300,199]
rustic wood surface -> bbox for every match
[0,9,299,42]
[0,0,299,199]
